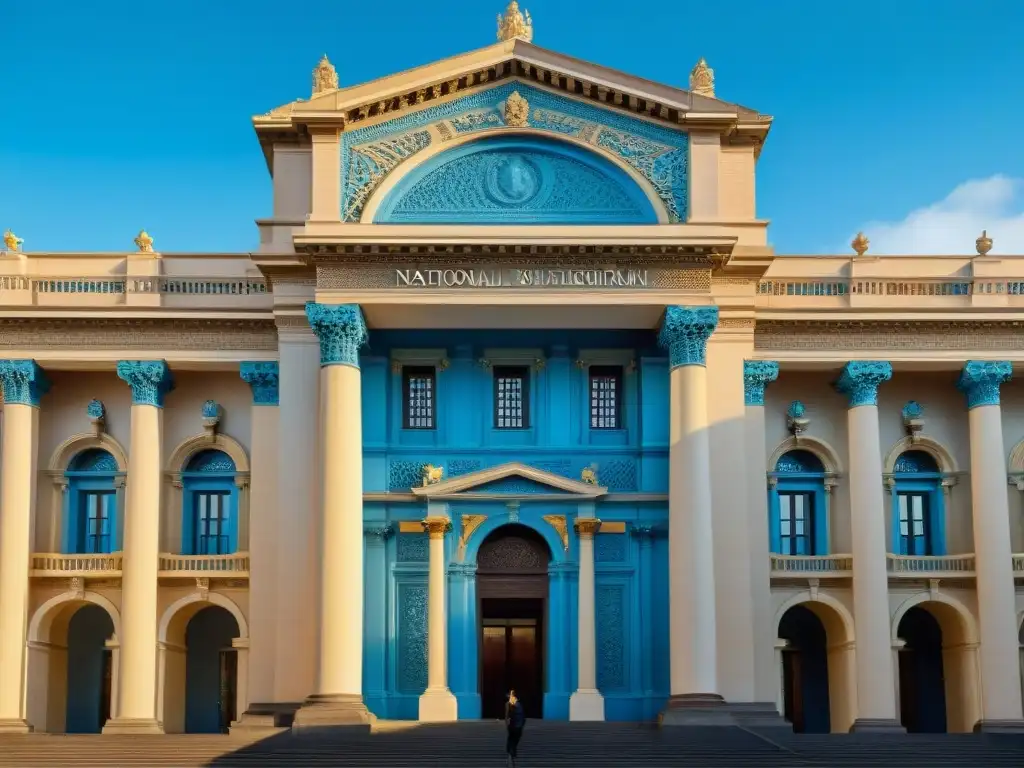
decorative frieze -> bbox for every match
[755,321,1024,351]
[0,318,277,351]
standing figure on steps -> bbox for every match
[504,689,526,767]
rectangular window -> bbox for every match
[402,366,436,430]
[778,492,814,555]
[898,492,931,555]
[81,491,115,554]
[195,492,232,555]
[493,366,530,429]
[589,365,623,430]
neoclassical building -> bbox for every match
[1,2,1023,737]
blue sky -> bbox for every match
[2,0,1022,254]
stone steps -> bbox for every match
[0,723,1022,767]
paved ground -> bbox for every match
[1,721,1023,767]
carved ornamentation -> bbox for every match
[449,459,482,476]
[186,450,236,473]
[658,305,719,368]
[422,464,444,486]
[458,514,487,558]
[341,83,689,222]
[596,585,626,690]
[976,230,993,256]
[478,533,547,570]
[0,318,276,352]
[363,523,394,542]
[894,450,938,474]
[503,91,529,127]
[743,360,779,406]
[542,514,569,551]
[473,476,564,494]
[598,460,636,492]
[239,361,280,406]
[574,518,602,539]
[596,535,626,563]
[116,360,174,407]
[787,401,809,437]
[397,535,428,562]
[834,361,893,408]
[397,583,428,692]
[902,400,925,441]
[3,229,23,251]
[688,58,715,98]
[305,303,368,367]
[851,232,869,256]
[0,360,50,406]
[497,1,533,41]
[580,466,599,485]
[133,230,154,253]
[70,448,119,473]
[69,576,85,599]
[755,320,1024,352]
[201,400,222,435]
[195,577,210,600]
[422,516,451,539]
[312,54,338,95]
[389,461,425,491]
[957,360,1012,409]
[86,399,106,435]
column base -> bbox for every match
[659,693,736,727]
[725,702,791,728]
[291,694,375,732]
[975,719,1024,734]
[849,717,905,733]
[418,687,458,722]
[0,719,32,734]
[231,702,301,731]
[569,689,605,721]
[102,717,164,735]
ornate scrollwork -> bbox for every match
[304,303,368,367]
[116,360,174,407]
[658,305,719,368]
[834,361,893,408]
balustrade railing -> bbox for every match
[158,552,250,576]
[30,552,123,576]
[770,554,853,576]
[757,277,1024,306]
[886,553,976,575]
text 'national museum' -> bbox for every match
[1,2,1023,737]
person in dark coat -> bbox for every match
[504,689,526,767]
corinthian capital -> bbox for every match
[834,361,892,408]
[0,360,50,406]
[304,303,368,368]
[240,361,280,405]
[116,360,174,407]
[957,360,1012,410]
[657,305,719,368]
[743,360,779,406]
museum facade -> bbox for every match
[1,2,1024,736]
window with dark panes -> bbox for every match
[403,366,436,429]
[493,366,529,429]
[589,365,622,429]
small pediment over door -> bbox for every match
[411,461,607,500]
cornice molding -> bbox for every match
[0,318,276,351]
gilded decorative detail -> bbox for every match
[580,466,599,485]
[976,230,993,256]
[497,1,533,42]
[574,518,602,539]
[689,58,715,98]
[312,54,338,95]
[851,232,869,256]
[458,513,487,559]
[133,230,154,253]
[422,516,451,539]
[541,514,569,551]
[503,91,529,127]
[342,130,432,221]
[422,463,444,486]
[3,229,23,252]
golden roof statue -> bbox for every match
[134,229,154,253]
[497,1,533,42]
[976,230,993,256]
[504,91,529,127]
[689,58,715,98]
[851,232,869,256]
[312,54,338,96]
[2,229,23,252]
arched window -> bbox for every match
[890,450,945,556]
[181,450,238,555]
[63,449,121,554]
[769,450,829,556]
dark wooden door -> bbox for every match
[218,650,238,732]
[480,623,541,719]
[99,649,112,730]
[782,649,804,732]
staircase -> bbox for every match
[0,722,1023,767]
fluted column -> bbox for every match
[835,361,901,732]
[419,516,457,721]
[237,362,280,722]
[957,361,1024,729]
[570,516,604,720]
[105,360,174,734]
[0,361,49,732]
[657,305,726,724]
[743,361,780,707]
[292,303,373,728]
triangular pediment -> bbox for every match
[411,461,607,499]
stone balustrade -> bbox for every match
[886,553,976,577]
[157,552,250,577]
[769,554,853,578]
[30,552,123,577]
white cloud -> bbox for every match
[850,175,1024,255]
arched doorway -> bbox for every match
[778,605,830,733]
[25,596,119,733]
[160,600,243,733]
[476,524,552,720]
[897,607,946,733]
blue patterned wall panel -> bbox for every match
[596,584,627,691]
[596,535,627,563]
[341,82,688,223]
[396,534,428,562]
[388,461,424,491]
[470,476,570,495]
[396,582,428,693]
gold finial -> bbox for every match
[312,54,338,96]
[497,1,533,42]
[134,230,154,253]
[976,230,993,256]
[504,91,529,127]
[689,58,715,98]
[851,232,869,256]
[2,229,23,252]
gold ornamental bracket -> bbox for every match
[497,1,533,42]
[457,513,487,560]
[542,514,569,551]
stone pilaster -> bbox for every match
[570,516,604,721]
[419,516,457,721]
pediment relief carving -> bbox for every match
[411,460,607,499]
